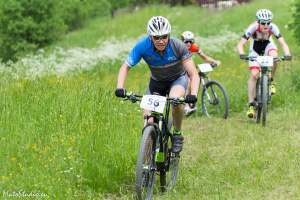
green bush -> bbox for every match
[0,0,65,61]
[292,0,300,44]
[0,0,191,61]
[0,0,113,61]
[57,0,111,31]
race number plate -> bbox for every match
[198,63,213,73]
[140,95,166,113]
[257,56,273,67]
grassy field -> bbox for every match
[1,0,300,199]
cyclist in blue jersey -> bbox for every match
[115,16,200,153]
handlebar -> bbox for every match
[124,92,142,103]
[123,92,186,104]
[210,62,218,68]
[240,55,291,62]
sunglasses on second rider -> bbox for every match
[184,40,194,44]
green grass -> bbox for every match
[1,0,300,199]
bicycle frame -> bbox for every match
[196,63,229,119]
[143,98,174,165]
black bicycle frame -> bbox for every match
[143,99,172,165]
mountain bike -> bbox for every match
[196,63,229,119]
[241,56,288,126]
[121,92,186,200]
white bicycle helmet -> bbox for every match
[147,16,171,36]
[256,9,273,22]
[181,31,195,42]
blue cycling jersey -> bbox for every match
[125,36,191,81]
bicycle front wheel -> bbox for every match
[201,80,229,119]
[160,136,180,192]
[136,126,156,200]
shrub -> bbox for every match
[0,0,116,61]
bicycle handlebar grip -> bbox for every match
[115,88,127,98]
[284,55,292,61]
[239,54,248,60]
[211,62,218,68]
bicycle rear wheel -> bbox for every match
[159,134,180,192]
[261,75,268,126]
[201,80,229,119]
[136,126,156,200]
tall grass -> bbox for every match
[0,0,300,199]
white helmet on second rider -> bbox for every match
[147,16,171,36]
[256,9,273,23]
[181,31,195,43]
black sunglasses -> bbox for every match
[259,21,271,25]
[184,40,193,44]
[153,34,169,41]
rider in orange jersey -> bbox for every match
[181,31,221,115]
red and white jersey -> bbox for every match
[244,21,281,41]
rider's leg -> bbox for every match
[184,78,191,110]
[268,49,278,78]
[248,43,259,104]
[268,48,278,94]
[184,77,197,115]
[169,84,185,153]
[169,85,186,131]
[247,67,259,118]
[169,74,188,153]
[248,67,259,103]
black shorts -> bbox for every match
[146,74,189,96]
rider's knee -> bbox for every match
[249,68,259,80]
[249,73,259,80]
